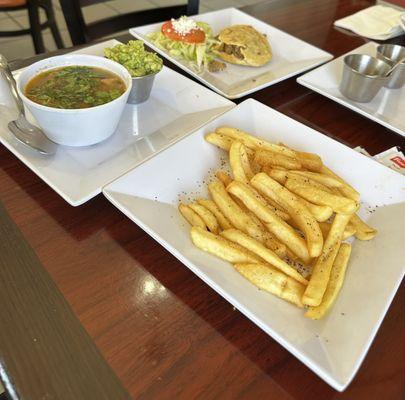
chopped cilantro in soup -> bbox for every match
[25,66,126,109]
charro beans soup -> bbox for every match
[25,65,126,109]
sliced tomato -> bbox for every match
[161,21,205,44]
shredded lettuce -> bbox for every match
[147,22,218,73]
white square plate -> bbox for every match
[297,42,405,137]
[103,99,405,391]
[0,40,234,205]
[130,8,333,99]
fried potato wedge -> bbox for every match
[221,229,308,285]
[302,213,352,306]
[209,180,269,243]
[215,126,296,157]
[189,203,219,234]
[321,166,360,201]
[288,170,343,188]
[197,199,232,230]
[251,173,323,258]
[234,263,305,307]
[350,214,378,240]
[255,149,302,170]
[285,177,358,215]
[227,181,310,263]
[191,227,261,263]
[179,204,206,229]
[305,243,351,319]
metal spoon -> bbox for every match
[0,54,57,155]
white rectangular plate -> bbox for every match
[130,8,333,99]
[297,42,405,137]
[103,99,405,391]
[0,40,234,206]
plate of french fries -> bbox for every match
[103,99,405,391]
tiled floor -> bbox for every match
[0,0,261,61]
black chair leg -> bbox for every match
[27,1,45,54]
[42,0,64,49]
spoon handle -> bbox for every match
[0,54,25,116]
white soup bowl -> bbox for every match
[17,54,132,147]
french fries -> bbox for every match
[263,167,333,221]
[234,263,305,307]
[305,243,351,319]
[295,151,323,172]
[229,141,254,183]
[263,166,287,184]
[197,199,232,230]
[284,176,358,214]
[319,221,356,241]
[286,173,334,193]
[221,229,308,285]
[216,126,296,157]
[179,125,378,318]
[251,173,323,258]
[264,233,287,258]
[295,197,333,223]
[179,204,206,229]
[214,174,288,253]
[209,180,269,243]
[188,203,219,234]
[227,181,310,263]
[350,214,377,240]
[206,133,256,160]
[191,227,261,263]
[302,213,352,306]
[264,198,291,221]
[321,165,360,201]
[216,170,233,186]
[255,149,302,170]
[205,132,233,151]
[288,170,343,188]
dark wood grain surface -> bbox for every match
[0,0,404,399]
[0,202,131,400]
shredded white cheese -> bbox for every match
[171,16,201,36]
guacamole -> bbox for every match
[104,40,163,77]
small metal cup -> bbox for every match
[127,70,159,104]
[339,54,391,103]
[376,44,405,89]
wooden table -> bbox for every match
[0,0,404,399]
